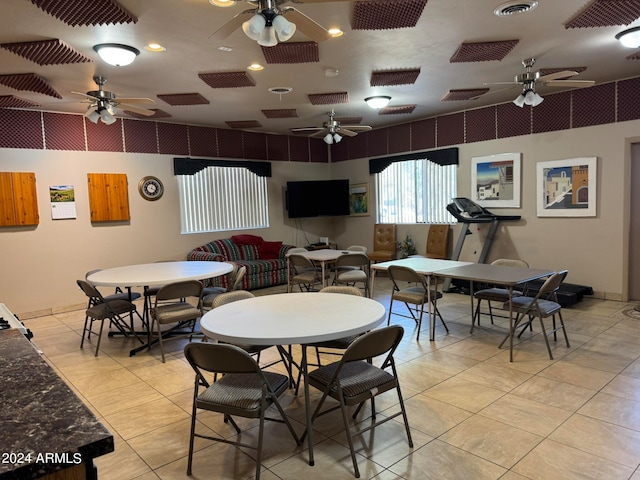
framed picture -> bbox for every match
[349,183,369,216]
[536,157,597,217]
[471,153,521,208]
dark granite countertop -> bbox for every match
[0,329,114,479]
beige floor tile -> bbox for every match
[127,419,221,470]
[439,415,543,468]
[104,397,190,440]
[389,439,507,480]
[621,357,640,380]
[396,360,452,392]
[84,381,164,417]
[155,441,260,480]
[455,363,532,392]
[562,337,640,373]
[403,394,472,438]
[478,393,572,437]
[422,377,506,413]
[438,338,503,361]
[548,414,640,468]
[269,437,383,479]
[511,376,596,412]
[408,349,479,376]
[512,439,635,480]
[602,374,640,401]
[578,391,640,431]
[94,431,154,480]
[537,360,616,390]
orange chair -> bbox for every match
[425,224,450,259]
[368,224,397,263]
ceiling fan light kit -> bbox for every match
[616,27,640,48]
[241,8,296,46]
[365,95,391,109]
[93,43,140,66]
[513,88,543,107]
[324,132,342,144]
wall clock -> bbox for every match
[138,176,164,201]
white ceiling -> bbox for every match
[1,0,639,135]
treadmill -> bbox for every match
[444,197,521,292]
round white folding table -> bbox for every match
[200,292,386,467]
[87,261,233,355]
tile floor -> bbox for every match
[22,278,640,480]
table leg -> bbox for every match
[286,257,291,293]
[427,275,434,341]
[469,280,475,333]
[301,345,315,466]
[508,286,514,362]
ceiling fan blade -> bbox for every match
[290,127,324,133]
[537,70,578,83]
[471,86,518,99]
[341,125,372,131]
[120,104,156,116]
[543,80,595,88]
[71,91,98,100]
[281,7,331,43]
[338,128,358,137]
[483,81,519,86]
[309,129,330,138]
[209,9,254,42]
[116,97,155,104]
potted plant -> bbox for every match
[397,234,417,258]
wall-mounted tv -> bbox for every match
[286,179,350,218]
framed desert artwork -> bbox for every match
[471,153,521,208]
[349,183,369,216]
[536,157,597,217]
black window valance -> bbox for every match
[173,157,272,177]
[369,147,458,174]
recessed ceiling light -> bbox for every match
[324,68,339,77]
[328,28,343,37]
[248,63,264,71]
[217,46,233,52]
[145,43,166,52]
[494,1,538,16]
[269,87,293,95]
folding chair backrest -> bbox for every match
[289,254,314,270]
[319,286,363,296]
[211,290,254,308]
[335,253,369,268]
[342,325,404,363]
[388,265,425,289]
[229,265,247,291]
[185,342,259,376]
[537,270,568,298]
[77,279,104,303]
[155,280,203,302]
[346,245,368,253]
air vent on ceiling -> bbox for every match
[494,1,538,16]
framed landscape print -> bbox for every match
[471,153,521,208]
[349,183,369,216]
[536,157,597,217]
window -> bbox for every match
[178,166,269,234]
[375,159,457,224]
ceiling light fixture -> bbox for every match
[242,9,296,46]
[513,87,543,107]
[209,0,237,6]
[328,28,344,37]
[145,43,166,52]
[324,132,342,144]
[247,63,264,71]
[616,26,640,48]
[85,101,117,125]
[365,96,391,109]
[93,43,139,66]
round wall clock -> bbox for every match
[138,176,164,201]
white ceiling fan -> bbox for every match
[480,58,595,107]
[71,76,155,123]
[209,0,343,45]
[290,110,373,144]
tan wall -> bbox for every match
[1,119,638,316]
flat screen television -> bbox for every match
[286,179,350,218]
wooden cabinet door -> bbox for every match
[0,172,39,226]
[87,173,130,222]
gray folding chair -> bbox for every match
[77,279,144,356]
[150,280,203,362]
[499,270,570,359]
[333,253,371,297]
[202,264,246,310]
[305,326,413,478]
[288,253,326,292]
[387,264,446,341]
[184,342,300,480]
